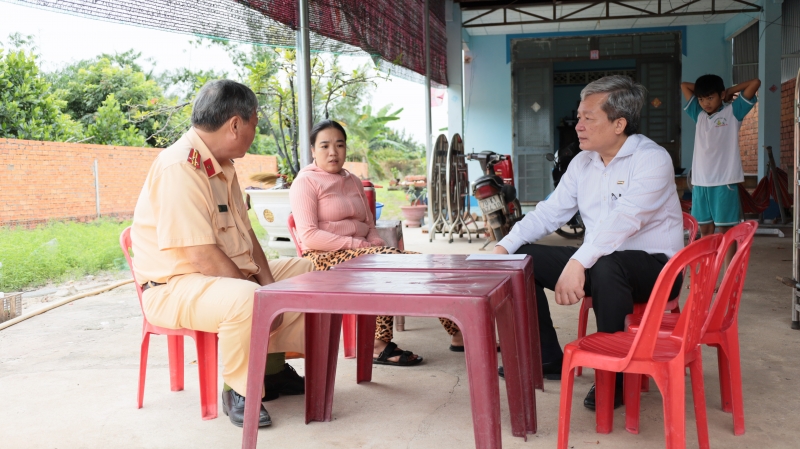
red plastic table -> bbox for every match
[243,271,518,449]
[334,254,542,434]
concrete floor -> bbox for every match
[1,226,799,448]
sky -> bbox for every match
[0,1,449,144]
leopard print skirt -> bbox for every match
[303,246,460,342]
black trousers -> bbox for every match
[515,244,681,364]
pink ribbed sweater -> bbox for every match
[289,164,384,252]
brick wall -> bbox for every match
[780,78,797,171]
[0,139,277,228]
[739,103,759,173]
[739,78,797,173]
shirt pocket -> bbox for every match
[214,212,246,256]
[609,176,630,212]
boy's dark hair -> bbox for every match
[310,120,347,146]
[694,74,725,98]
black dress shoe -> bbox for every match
[263,363,305,401]
[583,383,624,411]
[498,358,563,380]
[222,389,272,428]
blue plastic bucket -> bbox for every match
[375,202,384,220]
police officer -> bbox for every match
[131,80,313,427]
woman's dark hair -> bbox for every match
[310,120,347,147]
[694,74,725,98]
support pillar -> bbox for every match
[445,0,463,138]
[297,0,312,168]
[424,0,434,230]
[757,0,783,178]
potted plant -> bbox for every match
[400,186,428,227]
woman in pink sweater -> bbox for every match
[290,120,462,366]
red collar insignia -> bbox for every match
[203,159,216,177]
[187,149,200,169]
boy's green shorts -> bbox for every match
[691,184,741,227]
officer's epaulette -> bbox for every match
[187,148,201,169]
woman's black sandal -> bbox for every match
[373,341,423,366]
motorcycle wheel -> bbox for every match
[555,214,585,239]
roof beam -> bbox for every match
[460,0,762,28]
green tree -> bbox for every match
[248,49,387,175]
[52,53,190,147]
[0,47,83,141]
[86,94,147,147]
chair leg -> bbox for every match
[394,315,405,331]
[138,333,151,409]
[342,314,356,359]
[556,366,576,449]
[723,332,746,436]
[167,335,184,392]
[595,369,615,434]
[624,373,642,434]
[576,299,591,377]
[658,363,687,449]
[195,332,219,420]
[641,374,650,392]
[715,343,733,413]
[689,356,710,449]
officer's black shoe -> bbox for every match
[498,358,563,380]
[582,383,624,411]
[222,389,272,428]
[263,363,305,401]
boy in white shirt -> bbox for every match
[681,75,760,246]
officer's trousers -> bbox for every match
[141,257,314,396]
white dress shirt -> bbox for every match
[498,134,684,269]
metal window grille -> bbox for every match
[732,24,759,85]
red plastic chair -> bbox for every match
[119,227,219,420]
[557,234,722,449]
[625,221,757,435]
[242,270,524,448]
[575,212,699,376]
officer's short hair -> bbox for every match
[580,75,646,136]
[192,80,258,132]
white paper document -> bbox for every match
[465,254,527,261]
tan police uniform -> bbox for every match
[131,127,312,396]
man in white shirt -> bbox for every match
[494,75,684,410]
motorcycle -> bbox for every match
[465,151,523,244]
[545,141,586,239]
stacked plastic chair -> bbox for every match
[625,220,758,436]
[557,234,722,449]
[575,212,699,377]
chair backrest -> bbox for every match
[705,221,758,334]
[629,234,722,363]
[287,214,304,257]
[119,227,145,309]
[683,212,699,244]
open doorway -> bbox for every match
[512,33,682,204]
